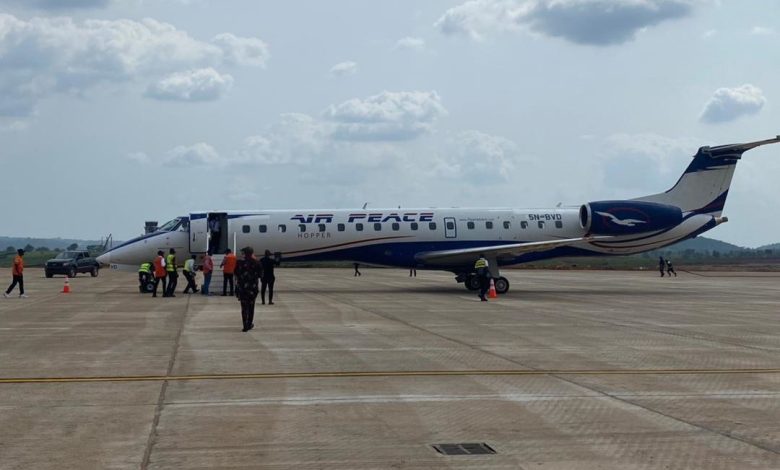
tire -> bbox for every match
[45,271,53,278]
[144,281,156,293]
[90,266,99,277]
[68,266,77,278]
[494,276,510,294]
[465,275,481,291]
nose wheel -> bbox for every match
[493,276,509,294]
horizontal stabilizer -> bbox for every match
[699,135,780,157]
[416,236,609,266]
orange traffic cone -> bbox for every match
[62,277,71,294]
[488,278,497,298]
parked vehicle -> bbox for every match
[45,251,100,278]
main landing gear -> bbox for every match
[456,272,510,294]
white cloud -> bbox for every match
[0,14,267,116]
[750,26,775,36]
[164,142,221,167]
[435,0,695,45]
[0,0,111,9]
[323,90,447,141]
[394,36,426,50]
[234,113,327,165]
[145,67,233,101]
[125,151,150,164]
[699,84,766,124]
[433,130,526,181]
[329,60,358,77]
[211,33,270,67]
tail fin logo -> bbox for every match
[595,211,647,227]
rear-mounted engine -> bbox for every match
[579,200,682,236]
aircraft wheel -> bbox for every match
[465,275,480,291]
[494,276,510,294]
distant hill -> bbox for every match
[655,236,747,254]
[757,243,780,251]
[0,236,103,251]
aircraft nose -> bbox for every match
[96,253,110,266]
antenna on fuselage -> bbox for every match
[362,202,369,209]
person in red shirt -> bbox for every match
[4,249,26,298]
[152,250,167,298]
[220,248,237,296]
[200,251,214,296]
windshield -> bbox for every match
[157,218,182,232]
[55,251,80,259]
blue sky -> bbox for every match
[1,0,778,246]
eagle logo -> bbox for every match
[595,211,646,227]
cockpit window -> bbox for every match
[157,218,182,232]
[178,219,190,232]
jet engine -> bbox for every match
[579,200,683,236]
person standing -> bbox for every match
[208,217,221,254]
[4,249,26,298]
[658,256,665,277]
[235,247,262,332]
[409,265,417,277]
[164,248,178,297]
[260,249,279,305]
[182,255,199,294]
[221,248,237,296]
[474,254,490,302]
[666,258,677,277]
[201,251,214,295]
[152,250,167,298]
[353,263,361,277]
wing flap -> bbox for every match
[415,236,607,266]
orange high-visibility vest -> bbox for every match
[12,255,23,276]
[153,256,166,278]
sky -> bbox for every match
[0,0,778,246]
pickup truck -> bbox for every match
[45,251,100,278]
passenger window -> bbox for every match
[410,222,418,231]
[278,224,287,233]
[521,221,528,229]
[555,220,563,229]
[337,223,345,232]
[429,222,437,230]
[242,225,250,233]
[318,224,326,232]
[356,223,364,231]
[259,225,267,233]
[391,223,400,231]
[538,221,545,229]
[298,224,306,233]
[486,221,493,229]
[374,223,382,231]
[467,221,475,229]
[446,221,455,230]
[503,221,510,229]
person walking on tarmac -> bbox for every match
[260,249,279,305]
[666,258,677,277]
[4,249,27,298]
[221,248,237,296]
[182,255,199,294]
[658,256,665,277]
[152,250,167,298]
[353,263,361,277]
[201,251,214,295]
[474,254,490,302]
[164,248,178,297]
[138,261,153,293]
[235,247,262,332]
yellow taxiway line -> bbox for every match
[2,368,780,384]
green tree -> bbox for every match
[4,246,14,253]
[24,244,35,252]
[36,246,50,252]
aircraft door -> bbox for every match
[444,217,457,239]
[189,213,208,253]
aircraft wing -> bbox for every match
[415,236,607,266]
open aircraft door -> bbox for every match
[189,212,209,254]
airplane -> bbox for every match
[97,136,780,294]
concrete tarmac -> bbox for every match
[1,268,780,469]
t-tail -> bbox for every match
[634,135,780,216]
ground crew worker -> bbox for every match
[165,248,178,297]
[182,255,199,294]
[260,249,280,305]
[474,254,490,302]
[138,261,153,293]
[353,263,361,276]
[152,250,167,298]
[658,256,665,277]
[666,258,677,277]
[3,249,27,298]
[221,248,237,296]
[201,251,214,296]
